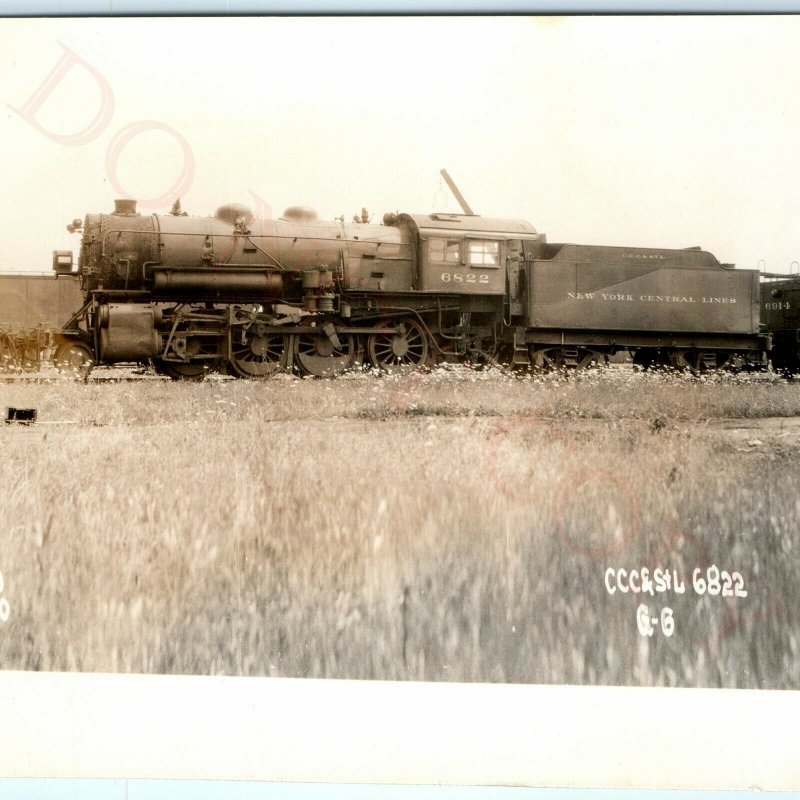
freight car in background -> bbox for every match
[48,193,770,379]
[0,272,82,371]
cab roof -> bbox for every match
[399,213,538,237]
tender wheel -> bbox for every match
[773,356,799,378]
[533,348,568,371]
[771,342,800,377]
[574,349,603,370]
[294,332,359,377]
[530,347,603,372]
[229,327,288,379]
[634,349,680,371]
[685,350,718,376]
[368,318,429,370]
[155,360,208,381]
[632,350,654,370]
[55,340,94,375]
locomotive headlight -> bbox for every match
[52,250,73,274]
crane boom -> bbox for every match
[439,169,475,216]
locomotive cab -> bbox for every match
[395,213,540,296]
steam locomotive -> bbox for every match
[761,273,800,376]
[50,193,774,379]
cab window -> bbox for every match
[467,239,500,266]
[429,238,461,264]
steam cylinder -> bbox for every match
[97,304,161,361]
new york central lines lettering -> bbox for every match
[566,292,737,304]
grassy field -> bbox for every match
[0,366,798,688]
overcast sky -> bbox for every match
[1,15,799,274]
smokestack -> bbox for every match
[113,199,138,215]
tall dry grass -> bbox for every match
[0,367,798,687]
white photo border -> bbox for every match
[1,8,799,791]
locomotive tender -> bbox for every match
[51,194,770,378]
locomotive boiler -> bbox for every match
[52,194,769,378]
